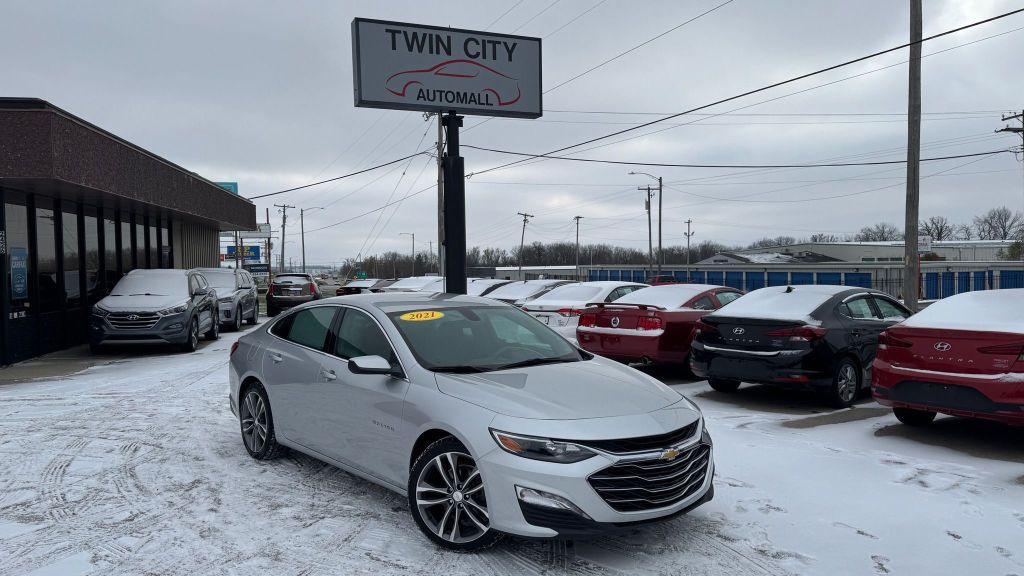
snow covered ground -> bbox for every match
[1,327,1022,576]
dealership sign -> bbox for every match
[351,18,542,118]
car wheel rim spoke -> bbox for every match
[416,450,488,544]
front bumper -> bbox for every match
[89,312,191,346]
[690,340,831,388]
[872,359,1024,425]
[477,425,715,538]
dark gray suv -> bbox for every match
[197,268,259,331]
[89,269,221,353]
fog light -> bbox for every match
[516,486,591,519]
[167,322,183,331]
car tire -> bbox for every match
[204,310,220,341]
[708,378,741,393]
[893,407,936,426]
[233,307,243,331]
[825,357,861,408]
[246,306,258,325]
[239,382,285,460]
[180,318,200,352]
[409,437,502,551]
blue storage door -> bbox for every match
[843,273,871,288]
[940,272,955,297]
[790,272,813,285]
[924,273,939,299]
[972,271,986,291]
[588,270,599,281]
[767,272,788,286]
[817,272,841,286]
[723,271,742,289]
[673,270,687,282]
[598,269,609,281]
[608,269,620,281]
[706,271,724,286]
[1001,270,1024,289]
[689,270,706,284]
[630,270,644,282]
[745,272,765,291]
[956,272,970,294]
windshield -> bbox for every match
[203,272,237,291]
[110,273,188,297]
[386,305,582,372]
[273,275,311,285]
[534,284,603,302]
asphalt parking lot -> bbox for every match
[0,327,1022,576]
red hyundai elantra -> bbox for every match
[576,284,743,366]
[872,288,1024,426]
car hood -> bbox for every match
[97,294,189,311]
[434,356,682,420]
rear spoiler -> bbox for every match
[584,302,666,311]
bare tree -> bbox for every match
[953,224,974,241]
[918,216,957,240]
[855,222,903,242]
[809,233,851,243]
[747,236,797,249]
[972,207,1024,240]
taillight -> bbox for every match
[978,343,1024,359]
[230,342,240,356]
[558,308,583,317]
[309,283,317,294]
[579,314,596,328]
[766,326,828,342]
[878,331,912,350]
[637,316,663,331]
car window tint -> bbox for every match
[336,309,396,363]
[843,297,878,320]
[690,296,715,310]
[270,314,294,338]
[873,297,908,320]
[716,291,741,306]
[285,307,335,350]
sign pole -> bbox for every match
[442,111,467,294]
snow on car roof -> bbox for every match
[709,284,856,323]
[612,284,721,309]
[900,288,1024,334]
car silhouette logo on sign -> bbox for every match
[733,327,745,335]
[610,317,620,328]
[934,342,951,352]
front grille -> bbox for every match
[107,312,160,330]
[578,421,699,454]
[588,442,711,513]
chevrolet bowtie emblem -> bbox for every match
[660,448,681,461]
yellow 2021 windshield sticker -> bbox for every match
[399,310,445,322]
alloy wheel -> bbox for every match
[240,390,268,454]
[415,451,489,545]
[234,308,242,331]
[837,363,858,403]
[190,320,199,349]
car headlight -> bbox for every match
[92,304,110,317]
[158,303,189,316]
[490,430,596,463]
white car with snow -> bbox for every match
[521,281,648,340]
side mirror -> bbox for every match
[193,287,209,297]
[349,355,399,376]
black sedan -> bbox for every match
[690,285,910,407]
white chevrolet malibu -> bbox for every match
[229,292,713,550]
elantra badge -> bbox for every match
[610,317,620,328]
[934,342,951,352]
[733,327,745,335]
[660,448,681,461]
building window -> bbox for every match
[103,210,118,290]
[135,217,146,269]
[35,198,60,313]
[62,203,81,307]
[84,207,101,304]
[4,198,32,317]
[160,221,170,268]
[121,218,133,272]
[148,221,158,270]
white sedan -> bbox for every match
[521,281,648,340]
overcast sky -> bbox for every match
[3,0,1023,265]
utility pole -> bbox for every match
[274,204,294,274]
[902,0,922,311]
[573,215,584,281]
[517,212,534,280]
[684,219,695,273]
[265,208,272,279]
[639,186,655,277]
[997,110,1024,262]
[400,232,415,276]
[657,176,663,275]
[298,207,323,274]
[434,112,446,281]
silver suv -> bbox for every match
[196,268,259,331]
[229,293,713,550]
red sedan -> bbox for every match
[576,284,743,366]
[873,289,1024,426]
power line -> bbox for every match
[543,0,607,38]
[247,151,429,200]
[463,144,1011,169]
[484,0,525,30]
[467,7,1024,177]
[511,0,563,33]
[542,109,1010,117]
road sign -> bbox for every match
[227,245,261,262]
[215,182,239,195]
[241,223,271,239]
[352,18,542,118]
[245,263,270,277]
[918,235,933,254]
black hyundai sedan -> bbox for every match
[690,285,911,407]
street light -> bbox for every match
[300,207,324,273]
[399,232,415,276]
[629,171,663,276]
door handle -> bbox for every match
[321,368,337,381]
[269,352,283,363]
